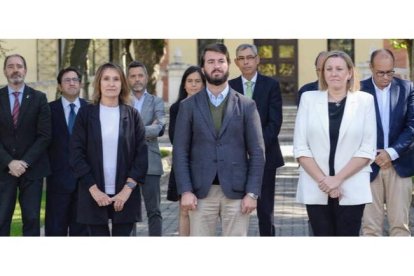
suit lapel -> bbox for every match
[0,88,13,127]
[233,76,243,95]
[252,75,263,101]
[389,79,400,126]
[364,78,384,144]
[337,92,357,145]
[56,98,70,136]
[219,90,237,137]
[15,86,33,128]
[196,90,217,138]
[315,91,330,141]
[140,94,152,123]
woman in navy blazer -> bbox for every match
[294,51,377,236]
[70,63,148,236]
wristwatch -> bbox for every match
[247,192,259,200]
[126,182,137,190]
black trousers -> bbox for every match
[306,197,365,236]
[45,191,88,236]
[257,168,277,236]
[86,204,133,236]
[0,177,43,236]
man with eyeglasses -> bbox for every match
[296,51,328,106]
[45,67,88,236]
[0,54,51,236]
[229,43,284,236]
[360,49,414,236]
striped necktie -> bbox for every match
[245,81,253,98]
[12,92,20,128]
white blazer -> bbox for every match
[293,90,377,205]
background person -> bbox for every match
[167,65,205,236]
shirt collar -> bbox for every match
[8,84,25,94]
[241,72,258,85]
[61,96,81,108]
[372,78,391,93]
[206,84,230,99]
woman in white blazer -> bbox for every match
[293,51,377,236]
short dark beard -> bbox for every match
[205,70,229,86]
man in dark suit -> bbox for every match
[296,51,328,106]
[229,44,284,236]
[361,49,414,236]
[174,43,265,236]
[0,54,51,236]
[45,67,88,236]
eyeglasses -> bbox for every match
[236,55,257,62]
[62,77,81,83]
[375,70,395,78]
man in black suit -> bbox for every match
[45,67,88,236]
[296,51,328,106]
[0,54,51,236]
[229,44,284,236]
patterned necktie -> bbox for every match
[12,92,20,128]
[245,81,253,98]
[68,103,76,134]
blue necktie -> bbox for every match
[68,103,76,134]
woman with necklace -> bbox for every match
[70,62,148,236]
[293,51,377,236]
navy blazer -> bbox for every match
[360,77,414,180]
[229,73,284,170]
[173,88,265,199]
[297,80,318,106]
[69,103,148,224]
[0,85,51,180]
[47,98,87,193]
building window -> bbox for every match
[328,39,354,61]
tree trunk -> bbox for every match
[132,39,165,94]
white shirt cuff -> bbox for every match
[385,148,399,161]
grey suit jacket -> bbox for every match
[173,88,265,199]
[136,93,165,176]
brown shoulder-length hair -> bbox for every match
[319,50,360,92]
[92,62,132,105]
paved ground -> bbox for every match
[134,143,414,236]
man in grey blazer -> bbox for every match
[173,43,265,236]
[127,61,165,236]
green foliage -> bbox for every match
[160,147,171,158]
[11,190,46,236]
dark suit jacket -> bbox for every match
[47,98,87,193]
[173,88,265,199]
[360,77,414,180]
[297,80,318,106]
[229,74,284,170]
[0,85,51,180]
[166,101,180,201]
[69,103,148,224]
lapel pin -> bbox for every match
[26,95,30,99]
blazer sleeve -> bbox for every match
[262,79,283,149]
[172,101,193,195]
[69,106,96,188]
[390,86,414,155]
[21,92,52,166]
[293,94,314,158]
[244,100,266,195]
[353,94,377,162]
[128,109,148,184]
[145,96,166,139]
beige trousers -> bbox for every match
[362,166,413,236]
[189,185,250,236]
